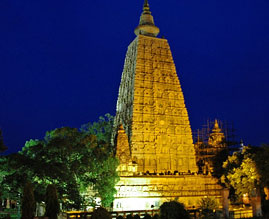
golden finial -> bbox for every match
[212,119,221,133]
[134,0,160,37]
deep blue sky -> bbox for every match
[1,0,268,153]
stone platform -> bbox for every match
[113,174,222,211]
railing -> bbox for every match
[67,210,159,219]
[229,209,253,219]
[66,209,205,219]
[66,208,254,219]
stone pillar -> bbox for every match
[251,188,262,217]
[221,188,229,219]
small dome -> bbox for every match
[134,0,160,37]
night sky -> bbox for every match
[1,0,268,154]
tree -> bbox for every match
[221,146,260,201]
[80,113,114,145]
[160,201,190,219]
[21,181,36,219]
[0,129,7,153]
[198,197,218,218]
[0,153,31,201]
[45,184,60,219]
[212,148,229,179]
[0,114,119,210]
[255,144,269,189]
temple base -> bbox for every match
[114,175,223,211]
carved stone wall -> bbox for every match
[114,35,197,173]
[114,175,222,211]
[113,38,138,147]
[116,124,138,176]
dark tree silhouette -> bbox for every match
[0,129,7,153]
[160,201,190,219]
[21,182,36,219]
[143,214,152,219]
[91,207,111,219]
[45,184,60,219]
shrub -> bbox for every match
[198,197,218,218]
[127,214,134,219]
[116,216,124,219]
[134,214,141,219]
[21,182,36,219]
[152,214,159,219]
[160,201,190,219]
[91,207,112,219]
[45,184,60,219]
[143,214,151,219]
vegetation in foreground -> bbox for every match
[0,114,119,211]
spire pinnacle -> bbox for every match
[134,0,160,37]
[214,119,220,129]
[212,119,221,133]
[143,0,150,11]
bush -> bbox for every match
[198,197,218,218]
[143,214,151,219]
[134,214,140,219]
[152,214,159,219]
[116,216,124,219]
[160,201,190,219]
[91,207,111,219]
[127,214,134,219]
[45,184,60,219]
[21,182,36,219]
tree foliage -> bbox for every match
[0,114,119,209]
[255,144,269,188]
[221,146,261,200]
[199,197,219,218]
[212,148,229,179]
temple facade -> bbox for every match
[113,0,197,174]
[112,0,223,211]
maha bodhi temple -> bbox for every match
[111,0,226,211]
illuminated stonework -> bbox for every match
[114,3,197,174]
[208,120,225,147]
[114,175,222,211]
[113,0,223,210]
[195,119,227,173]
[116,125,138,176]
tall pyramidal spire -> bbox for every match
[134,0,160,37]
[113,1,223,211]
[114,0,197,173]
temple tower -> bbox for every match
[208,119,225,147]
[114,0,197,173]
[113,1,223,211]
